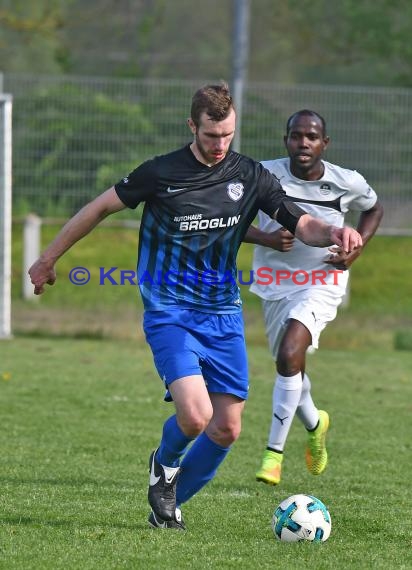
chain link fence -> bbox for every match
[5,73,412,233]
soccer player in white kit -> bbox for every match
[245,110,383,485]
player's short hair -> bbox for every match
[191,82,234,127]
[286,110,327,136]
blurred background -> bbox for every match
[3,0,412,84]
[1,0,411,347]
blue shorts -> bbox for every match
[143,309,249,401]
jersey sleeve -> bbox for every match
[342,170,378,212]
[114,159,157,209]
[256,165,287,217]
[255,164,306,234]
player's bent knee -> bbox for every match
[178,409,213,437]
[277,345,305,375]
[207,422,241,447]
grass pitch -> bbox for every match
[0,337,411,569]
[5,225,412,567]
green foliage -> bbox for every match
[0,338,411,568]
[12,80,190,216]
[10,75,412,219]
[252,0,412,86]
[2,0,412,86]
[0,0,73,73]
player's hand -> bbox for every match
[329,226,362,254]
[263,227,295,252]
[28,258,57,295]
[324,245,362,270]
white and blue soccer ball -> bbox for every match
[272,494,332,542]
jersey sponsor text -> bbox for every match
[178,215,241,231]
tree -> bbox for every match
[0,0,71,73]
[1,0,412,87]
[250,0,412,86]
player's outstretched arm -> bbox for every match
[29,187,126,295]
[295,213,363,252]
[273,200,361,252]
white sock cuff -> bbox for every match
[276,372,302,390]
[302,373,311,390]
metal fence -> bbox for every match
[4,73,412,232]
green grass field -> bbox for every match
[3,223,412,568]
[0,338,411,569]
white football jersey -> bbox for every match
[250,158,378,300]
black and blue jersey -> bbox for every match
[115,145,287,313]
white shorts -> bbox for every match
[262,289,343,359]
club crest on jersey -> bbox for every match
[227,182,244,201]
[319,183,331,195]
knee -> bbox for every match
[277,342,304,376]
[207,420,241,447]
[178,405,213,438]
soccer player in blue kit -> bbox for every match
[29,83,362,531]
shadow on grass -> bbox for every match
[0,474,137,489]
[0,514,145,531]
[15,329,106,341]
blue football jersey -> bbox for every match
[115,145,287,312]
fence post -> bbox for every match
[23,214,42,300]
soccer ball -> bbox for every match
[272,494,332,542]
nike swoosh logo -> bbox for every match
[163,464,179,484]
[166,186,185,193]
[149,454,161,486]
[165,473,177,484]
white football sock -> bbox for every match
[296,373,319,430]
[267,372,302,452]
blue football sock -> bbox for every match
[156,415,194,467]
[176,432,230,506]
